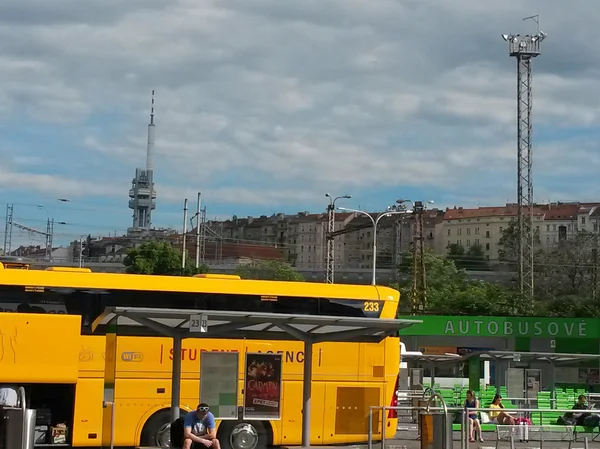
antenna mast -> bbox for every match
[147,90,155,172]
[502,17,547,304]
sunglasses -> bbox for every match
[197,407,209,412]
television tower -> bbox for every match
[502,17,546,299]
[128,90,157,233]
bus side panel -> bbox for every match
[384,336,400,440]
[0,313,80,383]
[278,380,325,446]
[72,378,104,447]
[78,335,108,375]
[322,382,382,445]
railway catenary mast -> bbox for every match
[502,17,547,302]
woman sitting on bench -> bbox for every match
[489,394,515,425]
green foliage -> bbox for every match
[123,241,209,276]
[497,221,542,265]
[395,228,600,318]
[447,243,488,271]
[394,249,527,316]
[235,259,305,281]
[533,230,600,316]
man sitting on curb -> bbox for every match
[183,403,221,449]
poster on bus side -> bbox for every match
[243,352,282,420]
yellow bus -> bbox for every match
[0,262,401,448]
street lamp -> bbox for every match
[325,193,351,283]
[337,206,412,285]
[396,199,434,207]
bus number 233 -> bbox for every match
[363,301,380,312]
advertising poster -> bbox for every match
[243,352,282,420]
[200,352,239,420]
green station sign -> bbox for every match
[398,315,599,339]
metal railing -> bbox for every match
[369,400,596,449]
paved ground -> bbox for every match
[372,428,600,449]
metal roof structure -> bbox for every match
[401,353,462,364]
[461,350,600,365]
[92,306,421,448]
[91,306,418,342]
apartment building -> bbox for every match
[443,205,546,262]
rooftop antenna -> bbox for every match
[523,15,540,34]
[146,90,155,172]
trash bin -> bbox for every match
[0,407,37,449]
[420,392,453,449]
[415,399,429,433]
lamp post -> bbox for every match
[325,193,351,284]
[338,206,412,285]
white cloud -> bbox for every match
[1,0,600,219]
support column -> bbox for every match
[468,356,481,392]
[301,340,313,448]
[102,330,118,449]
[171,336,183,422]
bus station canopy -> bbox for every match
[91,306,419,342]
[400,353,462,364]
[461,350,600,365]
[92,306,421,448]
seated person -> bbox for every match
[568,395,597,427]
[464,389,484,443]
[183,403,221,449]
[489,394,515,425]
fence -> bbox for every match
[369,396,597,449]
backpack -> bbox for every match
[170,417,185,449]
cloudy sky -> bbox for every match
[1,0,599,245]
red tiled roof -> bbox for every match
[542,203,580,221]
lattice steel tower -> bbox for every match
[410,201,426,315]
[324,193,350,283]
[502,19,547,298]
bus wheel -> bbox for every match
[218,420,269,449]
[141,409,185,448]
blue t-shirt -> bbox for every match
[184,411,216,436]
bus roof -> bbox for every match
[0,262,399,302]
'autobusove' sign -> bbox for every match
[398,316,598,339]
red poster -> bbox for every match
[243,353,282,419]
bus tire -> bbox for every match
[217,420,270,449]
[141,408,186,448]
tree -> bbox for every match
[235,259,305,281]
[394,249,525,316]
[534,231,600,308]
[447,243,488,271]
[497,221,541,266]
[124,241,209,276]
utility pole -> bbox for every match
[6,212,55,261]
[182,199,188,270]
[200,206,207,264]
[78,235,87,268]
[3,203,14,255]
[325,193,351,283]
[195,192,202,269]
[594,213,599,301]
[502,16,546,301]
[46,218,54,261]
[411,201,427,315]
